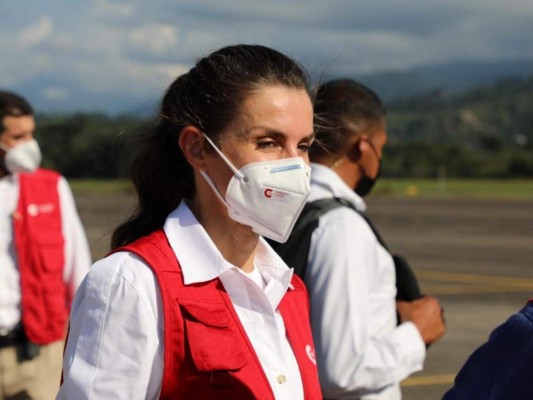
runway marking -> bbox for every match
[401,374,455,387]
[421,284,533,295]
[416,270,533,295]
[417,270,533,287]
[398,271,527,390]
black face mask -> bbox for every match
[355,161,381,197]
[354,141,381,197]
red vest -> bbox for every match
[13,169,67,345]
[121,230,322,400]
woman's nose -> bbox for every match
[285,146,300,158]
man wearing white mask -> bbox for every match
[0,91,91,400]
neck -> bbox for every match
[188,194,258,273]
[317,156,360,189]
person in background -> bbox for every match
[273,79,446,399]
[0,91,91,400]
[443,299,533,399]
[57,44,322,400]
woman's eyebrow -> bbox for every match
[304,132,316,141]
[245,127,315,141]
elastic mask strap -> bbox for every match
[202,133,245,181]
[199,170,230,207]
[367,139,381,162]
[0,141,10,152]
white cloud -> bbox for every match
[462,0,533,16]
[127,24,180,57]
[18,15,54,48]
[0,54,50,86]
[0,0,531,112]
[53,55,189,97]
[42,86,71,100]
[94,0,139,20]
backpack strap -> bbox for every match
[269,197,422,302]
[334,198,389,251]
[335,199,422,301]
[268,197,354,279]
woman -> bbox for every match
[57,45,321,399]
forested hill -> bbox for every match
[355,59,533,103]
[35,75,533,179]
[386,75,533,144]
[382,76,533,178]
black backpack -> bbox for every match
[268,197,422,301]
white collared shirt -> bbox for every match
[58,201,304,400]
[306,163,426,400]
[0,173,91,331]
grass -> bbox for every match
[69,179,133,195]
[373,178,533,199]
[67,178,533,199]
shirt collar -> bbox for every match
[308,162,367,212]
[255,237,295,308]
[164,201,294,301]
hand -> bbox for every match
[397,295,446,345]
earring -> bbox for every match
[330,158,344,170]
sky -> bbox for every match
[2,0,533,114]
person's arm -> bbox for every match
[57,252,164,400]
[306,208,426,398]
[58,176,92,306]
[443,303,533,400]
[397,295,445,346]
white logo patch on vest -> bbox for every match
[305,344,317,365]
[27,203,55,216]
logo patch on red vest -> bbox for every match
[305,344,316,365]
[27,203,55,216]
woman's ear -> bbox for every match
[178,126,208,170]
[347,136,364,163]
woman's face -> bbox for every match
[205,85,314,194]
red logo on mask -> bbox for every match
[264,188,273,198]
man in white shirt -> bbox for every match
[0,91,91,400]
[273,79,446,399]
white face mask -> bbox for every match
[0,139,42,174]
[200,134,311,243]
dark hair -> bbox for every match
[0,91,33,133]
[311,79,385,159]
[112,44,311,248]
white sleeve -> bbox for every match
[306,208,426,399]
[58,176,92,304]
[57,252,164,400]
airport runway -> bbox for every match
[76,192,533,400]
[368,197,533,400]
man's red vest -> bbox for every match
[13,169,67,345]
[121,230,322,400]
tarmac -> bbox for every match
[368,197,533,400]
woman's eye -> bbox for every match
[257,140,278,149]
[298,142,311,152]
